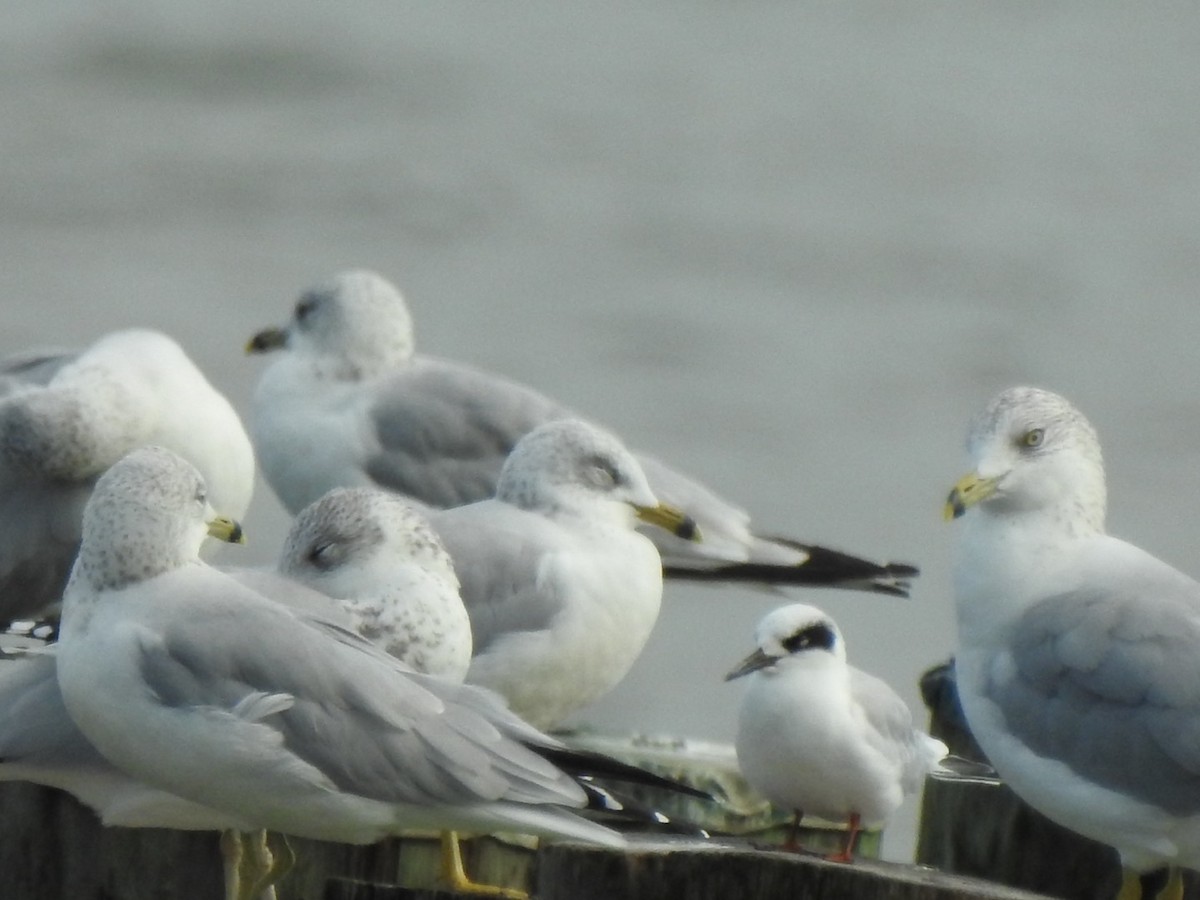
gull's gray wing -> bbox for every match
[135,583,582,809]
[428,501,569,653]
[362,357,917,595]
[364,356,571,509]
[0,653,95,767]
[987,542,1200,814]
[0,347,75,396]
[0,367,154,625]
[0,348,87,624]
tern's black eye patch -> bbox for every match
[782,623,836,654]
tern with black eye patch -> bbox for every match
[726,603,948,862]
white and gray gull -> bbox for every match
[947,386,1200,900]
[0,329,255,628]
[245,269,917,596]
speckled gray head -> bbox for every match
[496,418,651,510]
[725,603,846,680]
[71,445,243,593]
[280,487,458,589]
[496,418,699,539]
[947,386,1106,530]
[280,486,470,681]
[247,270,414,379]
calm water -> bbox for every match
[4,1,1200,860]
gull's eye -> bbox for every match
[584,455,620,489]
[306,541,341,571]
[194,487,207,506]
[1020,428,1045,450]
[295,295,319,323]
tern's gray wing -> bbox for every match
[849,666,935,791]
[429,501,568,654]
[988,548,1200,814]
[364,356,571,509]
[136,586,582,808]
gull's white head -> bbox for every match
[247,270,414,379]
[72,446,243,592]
[725,603,846,681]
[280,487,459,597]
[496,418,698,540]
[946,386,1106,535]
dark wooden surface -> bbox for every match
[0,779,1057,900]
[534,836,1056,900]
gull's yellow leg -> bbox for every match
[1155,867,1184,900]
[240,830,296,900]
[234,830,271,900]
[1116,868,1142,900]
[439,831,527,899]
[256,832,296,899]
[220,830,244,900]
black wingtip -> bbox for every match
[664,538,920,597]
[529,743,715,801]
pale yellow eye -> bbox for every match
[1021,428,1045,449]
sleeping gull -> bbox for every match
[725,603,947,860]
[429,417,695,728]
[51,447,627,896]
[946,386,1200,900]
[0,329,255,628]
[246,269,917,596]
[266,486,472,682]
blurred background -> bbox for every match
[3,1,1200,861]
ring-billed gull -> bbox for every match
[0,329,255,627]
[428,417,695,729]
[946,386,1200,900]
[266,486,473,682]
[5,481,600,898]
[53,447,628,892]
[0,489,470,830]
[725,603,947,861]
[246,269,917,596]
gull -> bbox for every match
[38,447,644,899]
[946,386,1200,900]
[428,417,695,729]
[245,269,917,596]
[266,486,473,682]
[725,603,947,861]
[0,489,470,832]
[0,329,255,628]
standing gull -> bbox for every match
[2,487,484,898]
[946,386,1200,900]
[725,603,947,860]
[428,417,694,729]
[0,329,255,627]
[52,447,627,895]
[246,269,917,595]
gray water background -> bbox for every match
[4,1,1200,861]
